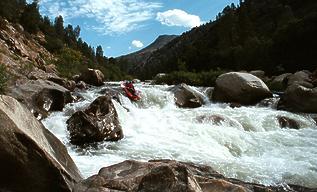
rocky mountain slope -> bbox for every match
[0,18,56,84]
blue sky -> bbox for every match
[33,0,239,57]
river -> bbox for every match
[42,82,317,188]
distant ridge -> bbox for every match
[118,35,178,66]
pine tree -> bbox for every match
[20,1,41,33]
[54,15,64,39]
[96,45,104,65]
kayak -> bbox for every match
[121,83,141,101]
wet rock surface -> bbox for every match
[73,159,316,192]
[196,114,239,127]
[169,83,205,108]
[67,95,123,145]
[212,72,272,105]
[0,95,82,192]
[277,116,300,129]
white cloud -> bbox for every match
[131,40,144,48]
[156,9,202,28]
[37,0,162,34]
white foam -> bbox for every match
[43,84,317,187]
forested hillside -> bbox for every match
[0,0,127,81]
[131,0,317,79]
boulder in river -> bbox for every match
[79,68,104,86]
[73,159,313,192]
[169,83,205,108]
[286,71,313,88]
[0,95,82,192]
[277,116,300,129]
[212,72,272,105]
[8,79,73,119]
[249,70,269,82]
[269,73,292,91]
[278,84,317,113]
[67,95,123,145]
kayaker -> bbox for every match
[125,81,136,95]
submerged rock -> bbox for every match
[67,95,123,145]
[0,95,82,192]
[196,114,239,127]
[170,83,205,108]
[8,79,73,119]
[79,68,104,86]
[99,87,123,104]
[212,72,272,105]
[277,116,300,129]
[73,159,314,192]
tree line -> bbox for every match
[130,0,317,80]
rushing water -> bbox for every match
[42,82,317,188]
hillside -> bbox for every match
[124,0,317,79]
[117,35,178,73]
[0,0,127,95]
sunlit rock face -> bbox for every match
[78,68,105,86]
[8,79,72,119]
[213,72,272,105]
[0,95,82,192]
[73,159,314,192]
[67,95,123,145]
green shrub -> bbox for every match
[56,47,86,78]
[0,64,8,94]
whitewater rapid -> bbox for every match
[42,82,317,188]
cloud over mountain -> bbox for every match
[132,40,144,48]
[156,9,202,28]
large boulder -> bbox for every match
[8,79,73,119]
[0,95,82,192]
[48,77,76,91]
[249,70,269,82]
[269,73,292,91]
[73,159,312,192]
[73,160,238,192]
[310,69,317,86]
[67,95,123,145]
[286,71,313,88]
[278,84,317,113]
[212,72,272,105]
[79,68,104,86]
[169,84,205,108]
